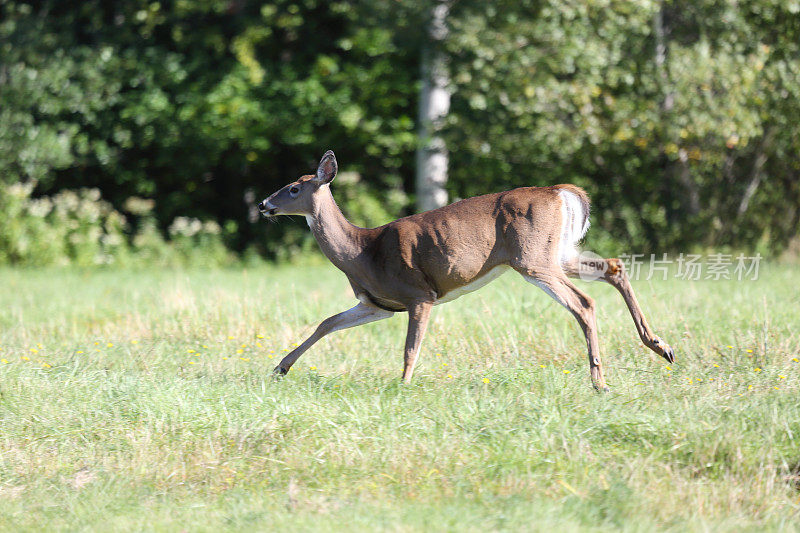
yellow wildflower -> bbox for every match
[563,370,570,374]
[482,378,490,383]
[239,357,250,362]
[754,367,761,372]
[76,351,84,355]
[107,343,113,348]
[1,359,8,364]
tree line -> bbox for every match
[1,0,798,264]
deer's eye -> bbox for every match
[289,186,300,196]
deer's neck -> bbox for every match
[308,185,366,266]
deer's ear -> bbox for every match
[315,150,338,184]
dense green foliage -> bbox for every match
[446,0,800,254]
[1,265,799,528]
[1,0,798,264]
[0,181,234,266]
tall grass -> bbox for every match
[0,264,798,531]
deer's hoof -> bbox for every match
[651,337,675,364]
[656,340,675,364]
[272,366,288,378]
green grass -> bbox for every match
[0,263,799,531]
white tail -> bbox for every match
[259,151,674,391]
[558,189,590,266]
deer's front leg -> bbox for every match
[274,302,393,376]
[402,301,433,383]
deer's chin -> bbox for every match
[261,208,313,219]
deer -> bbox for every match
[258,150,675,391]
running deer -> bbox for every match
[258,151,674,391]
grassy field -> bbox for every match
[0,262,799,531]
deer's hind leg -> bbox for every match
[563,257,675,364]
[516,266,608,392]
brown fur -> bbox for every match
[260,151,674,390]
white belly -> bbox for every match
[435,265,510,305]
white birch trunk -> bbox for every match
[415,1,450,213]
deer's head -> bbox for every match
[258,150,338,217]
